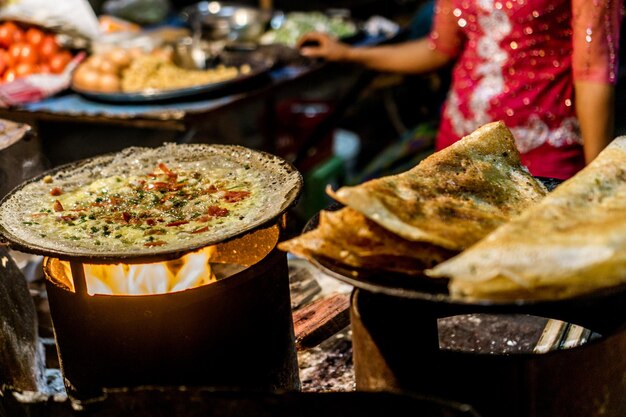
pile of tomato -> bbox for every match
[0,21,73,83]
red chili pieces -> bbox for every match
[53,200,64,212]
[206,205,229,217]
[223,190,250,203]
[166,220,189,227]
[49,187,63,196]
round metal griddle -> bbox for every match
[0,144,302,264]
[304,211,626,333]
[307,245,626,305]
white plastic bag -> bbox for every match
[0,0,100,39]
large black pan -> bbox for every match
[0,143,302,264]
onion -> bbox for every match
[85,55,104,70]
[107,48,131,67]
[98,73,121,92]
[99,59,119,75]
[73,66,99,90]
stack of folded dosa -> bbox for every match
[279,121,548,275]
[427,136,626,300]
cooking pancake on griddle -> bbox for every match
[0,144,302,263]
[427,136,626,301]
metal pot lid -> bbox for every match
[0,143,302,264]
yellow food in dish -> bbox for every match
[73,48,251,93]
[121,55,250,92]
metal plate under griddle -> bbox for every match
[0,143,302,264]
[308,247,626,308]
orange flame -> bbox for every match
[64,246,217,296]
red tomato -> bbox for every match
[8,42,24,61]
[25,27,44,47]
[8,42,38,65]
[2,49,15,69]
[0,50,9,75]
[0,22,23,48]
[12,26,24,44]
[18,43,38,65]
[0,23,13,48]
[3,68,16,82]
[15,62,35,77]
[38,62,51,73]
[49,50,72,73]
[38,35,58,60]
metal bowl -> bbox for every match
[181,1,272,42]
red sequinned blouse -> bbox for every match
[430,0,623,179]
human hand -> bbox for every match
[296,32,351,62]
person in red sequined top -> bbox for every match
[299,0,623,179]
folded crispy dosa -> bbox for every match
[278,207,455,275]
[427,136,626,300]
[328,121,548,250]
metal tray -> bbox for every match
[72,50,275,103]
